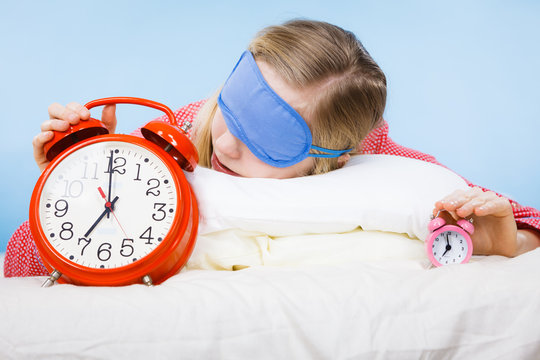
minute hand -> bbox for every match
[106,150,114,218]
[84,196,119,237]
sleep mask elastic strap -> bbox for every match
[309,145,353,158]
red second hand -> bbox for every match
[98,187,111,208]
[97,187,130,239]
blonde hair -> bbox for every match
[194,19,387,175]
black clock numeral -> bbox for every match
[152,203,166,221]
[140,226,154,245]
[59,222,74,240]
[146,178,161,196]
[105,155,127,175]
[134,163,142,181]
[54,199,69,217]
[78,237,91,256]
[97,243,112,262]
[120,239,134,257]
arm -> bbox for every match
[516,229,540,256]
[4,221,48,277]
[434,187,539,257]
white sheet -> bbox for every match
[1,247,539,359]
[2,154,538,358]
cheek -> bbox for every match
[289,157,315,177]
[210,109,226,146]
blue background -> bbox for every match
[1,0,539,252]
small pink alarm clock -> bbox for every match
[426,211,474,267]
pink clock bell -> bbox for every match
[426,211,474,267]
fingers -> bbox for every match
[101,104,117,133]
[434,188,478,216]
[32,131,54,149]
[36,101,117,172]
[48,102,91,124]
[435,187,512,219]
[40,119,71,132]
[34,102,91,172]
[32,131,54,172]
[474,197,512,217]
[46,102,117,133]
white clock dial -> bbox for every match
[432,230,469,266]
[38,140,178,269]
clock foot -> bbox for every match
[142,275,154,287]
[41,270,62,288]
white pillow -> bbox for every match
[184,155,469,241]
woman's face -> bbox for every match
[210,60,317,179]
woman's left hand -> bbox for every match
[434,187,517,257]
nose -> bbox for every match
[214,129,242,159]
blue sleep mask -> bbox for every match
[217,51,353,168]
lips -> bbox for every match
[211,153,241,176]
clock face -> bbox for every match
[431,230,469,266]
[38,140,178,269]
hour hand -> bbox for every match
[442,234,452,257]
[84,196,119,237]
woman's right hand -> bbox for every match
[33,102,117,171]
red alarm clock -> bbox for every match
[29,97,199,287]
[425,210,474,267]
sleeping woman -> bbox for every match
[5,19,539,277]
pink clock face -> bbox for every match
[431,230,468,265]
[427,224,473,266]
